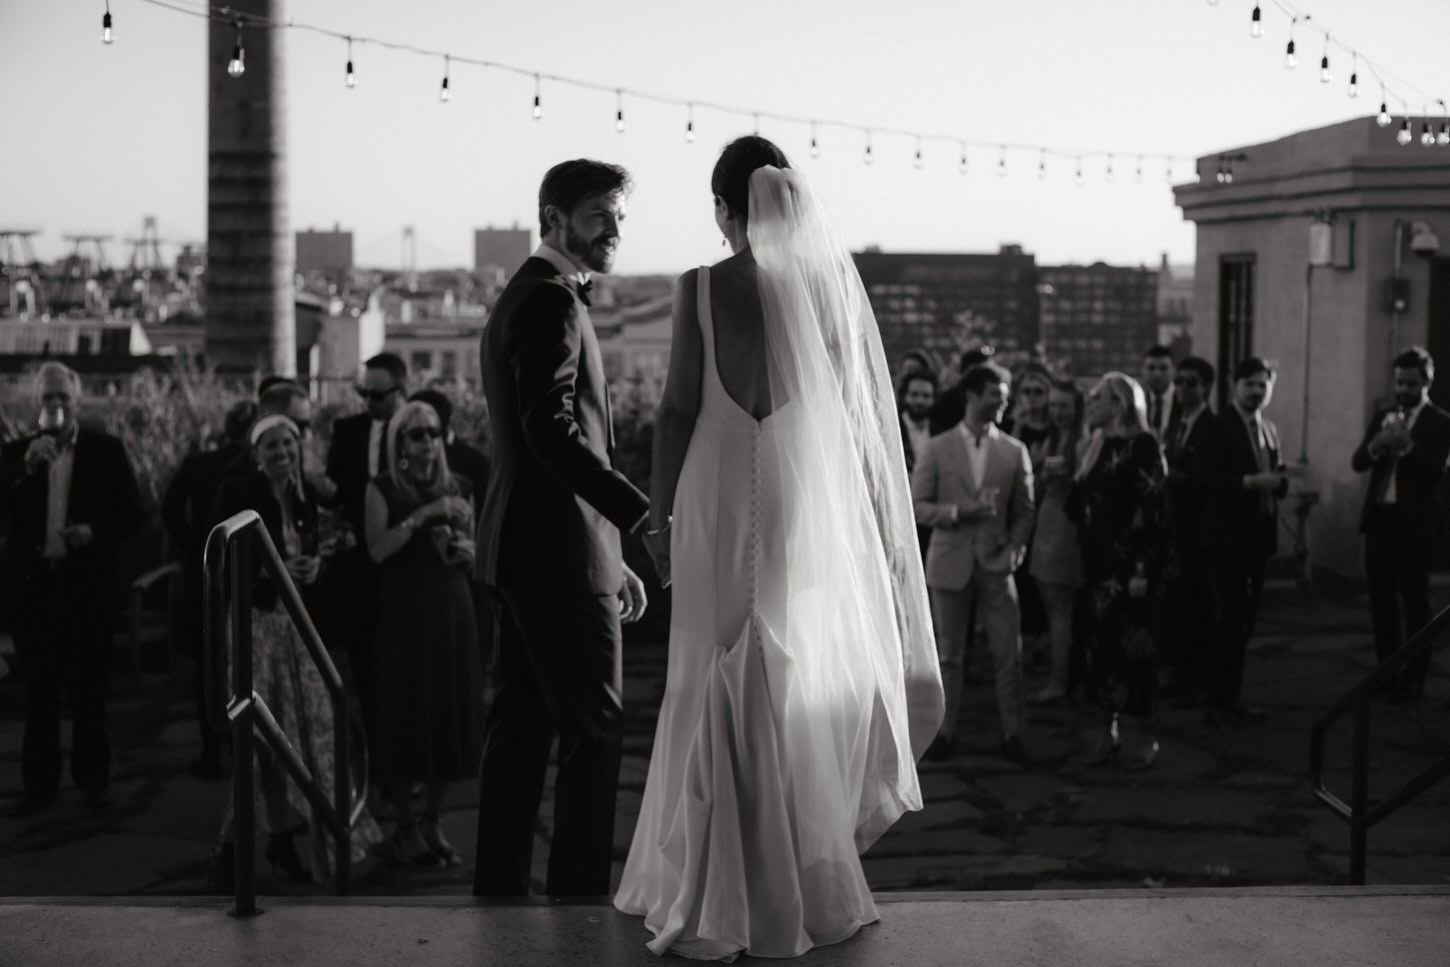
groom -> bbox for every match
[473,159,651,896]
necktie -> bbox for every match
[576,278,593,307]
[1149,394,1163,435]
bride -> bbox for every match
[614,136,944,960]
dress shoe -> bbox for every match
[1000,734,1028,764]
[924,735,955,762]
[5,791,58,818]
[82,787,111,809]
[419,814,461,867]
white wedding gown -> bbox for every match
[615,267,896,961]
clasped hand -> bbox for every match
[418,495,473,525]
[24,435,58,474]
[284,554,321,586]
[956,489,999,523]
[1371,422,1412,458]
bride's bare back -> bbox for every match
[707,253,774,421]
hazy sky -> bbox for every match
[3,0,1448,275]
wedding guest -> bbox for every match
[325,353,408,755]
[913,362,1034,762]
[161,397,257,778]
[408,388,490,513]
[209,414,381,886]
[365,400,484,868]
[1351,346,1450,703]
[1028,379,1085,704]
[1070,372,1168,770]
[928,345,997,436]
[1201,358,1287,728]
[898,370,936,557]
[0,362,146,816]
[1141,345,1179,443]
[1006,364,1054,667]
[1162,356,1220,704]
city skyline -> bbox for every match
[4,0,1449,276]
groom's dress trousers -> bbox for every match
[912,423,1034,742]
[0,428,145,800]
[474,248,649,897]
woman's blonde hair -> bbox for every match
[1098,371,1150,436]
[386,400,457,503]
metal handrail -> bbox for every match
[204,510,367,917]
[1309,602,1450,885]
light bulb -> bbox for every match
[1250,4,1262,38]
[810,123,820,158]
[102,9,112,44]
[615,91,625,133]
[227,23,244,78]
[914,140,923,170]
[1074,160,1083,186]
[1105,155,1114,183]
[1377,102,1392,127]
[1422,121,1435,147]
[1037,161,1046,180]
[1397,119,1412,146]
[685,120,694,143]
[1439,123,1450,146]
[864,143,873,166]
[533,76,542,119]
[1224,165,1234,184]
[997,149,1007,177]
[1320,57,1331,83]
[1135,157,1144,183]
[959,149,968,175]
[439,57,450,102]
[1348,72,1357,97]
[1284,40,1296,70]
[346,61,355,87]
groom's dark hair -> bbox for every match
[712,136,792,221]
[538,160,632,234]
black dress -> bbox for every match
[372,475,485,783]
[1069,432,1169,717]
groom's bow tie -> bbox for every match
[574,278,593,306]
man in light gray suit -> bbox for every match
[912,363,1034,762]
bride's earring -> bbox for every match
[721,236,727,248]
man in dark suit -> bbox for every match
[897,371,936,558]
[1352,346,1450,701]
[325,354,406,750]
[1162,356,1220,704]
[1142,344,1182,444]
[0,362,146,815]
[160,397,256,778]
[473,159,650,897]
[1202,357,1288,728]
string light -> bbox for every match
[1378,84,1392,127]
[438,54,450,101]
[1074,157,1083,186]
[345,36,355,88]
[1348,52,1357,98]
[1421,105,1435,147]
[1319,35,1331,83]
[997,145,1007,177]
[102,1,113,44]
[1397,103,1413,146]
[864,129,873,165]
[226,21,245,78]
[1037,148,1047,179]
[753,113,761,136]
[1251,3,1263,39]
[1284,17,1297,70]
[533,74,542,119]
[1135,155,1144,183]
[685,101,694,142]
[959,142,968,175]
[914,136,924,170]
[1105,154,1114,183]
[1438,100,1449,146]
[1166,158,1174,184]
[809,122,819,158]
[615,89,625,133]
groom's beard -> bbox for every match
[563,221,617,274]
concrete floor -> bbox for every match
[3,887,1448,966]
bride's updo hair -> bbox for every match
[712,136,792,222]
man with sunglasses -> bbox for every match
[324,352,408,759]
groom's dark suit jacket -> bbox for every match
[475,256,648,594]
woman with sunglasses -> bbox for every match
[364,400,483,868]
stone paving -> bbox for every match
[0,584,1446,899]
